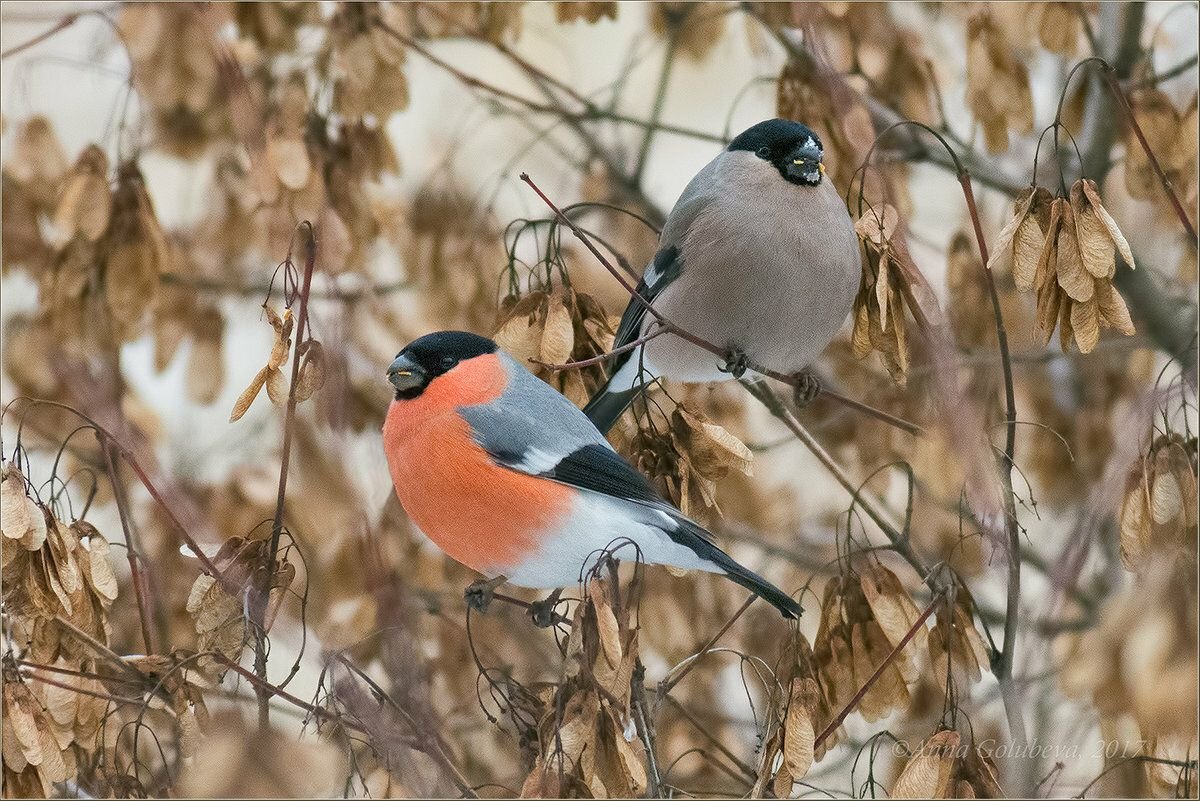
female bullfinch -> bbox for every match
[382,330,801,618]
[582,118,861,433]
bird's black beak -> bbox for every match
[387,353,427,394]
[786,141,825,185]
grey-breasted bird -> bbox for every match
[582,119,861,433]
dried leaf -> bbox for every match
[1055,216,1093,302]
[230,366,270,422]
[588,579,622,669]
[540,293,575,365]
[293,340,326,402]
[1080,178,1135,268]
[1095,278,1135,335]
[1070,293,1100,353]
[892,729,959,799]
[1151,471,1183,524]
[266,366,288,405]
[782,678,817,779]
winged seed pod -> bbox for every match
[891,729,959,799]
[526,571,646,798]
[1059,556,1198,739]
[49,145,111,250]
[890,728,1003,799]
[1119,434,1198,571]
[988,185,1052,290]
[1124,89,1199,204]
[230,305,293,421]
[852,204,911,383]
[928,586,991,693]
[493,286,617,407]
[1020,182,1136,352]
[326,3,410,121]
[965,10,1034,153]
[813,571,918,723]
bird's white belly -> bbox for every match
[503,493,720,588]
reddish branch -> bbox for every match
[252,222,318,729]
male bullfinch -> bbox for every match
[583,118,861,433]
[383,330,801,618]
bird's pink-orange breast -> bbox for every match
[382,361,573,576]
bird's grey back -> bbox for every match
[458,352,613,465]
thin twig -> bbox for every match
[740,381,933,584]
[532,327,669,371]
[662,695,758,781]
[253,222,317,729]
[657,594,757,698]
[334,655,478,798]
[100,441,157,655]
[0,12,81,60]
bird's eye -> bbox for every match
[440,355,457,369]
[756,146,771,159]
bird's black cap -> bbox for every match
[388,331,498,398]
[727,119,822,156]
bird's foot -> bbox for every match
[464,575,507,614]
[719,347,750,379]
[527,588,563,628]
[791,369,822,408]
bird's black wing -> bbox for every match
[610,243,683,360]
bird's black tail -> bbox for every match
[582,382,641,434]
[664,517,802,619]
[716,555,803,619]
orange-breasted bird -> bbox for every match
[382,330,801,618]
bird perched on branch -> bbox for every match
[582,118,861,433]
[383,331,801,619]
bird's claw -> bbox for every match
[719,348,750,379]
[792,370,821,407]
[527,588,563,628]
[464,575,507,614]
